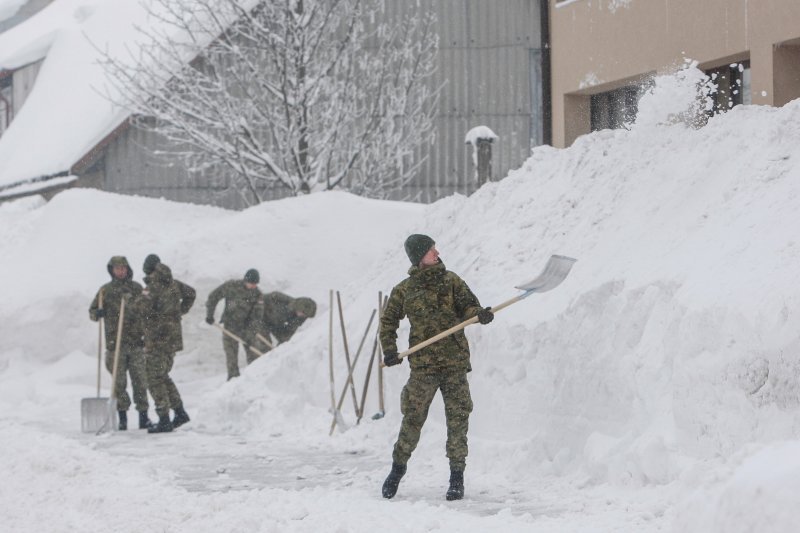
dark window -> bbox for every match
[706,61,751,116]
[590,85,640,131]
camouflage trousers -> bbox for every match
[146,351,183,417]
[392,370,473,471]
[222,334,261,381]
[104,347,148,412]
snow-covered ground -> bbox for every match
[2,72,800,532]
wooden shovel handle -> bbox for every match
[395,293,525,361]
[213,323,265,357]
[109,296,126,398]
[96,290,104,397]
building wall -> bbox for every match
[550,0,800,147]
[100,0,545,208]
[102,124,265,210]
[395,0,544,202]
[11,60,40,112]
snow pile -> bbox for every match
[0,0,25,23]
[635,59,717,128]
[2,68,800,530]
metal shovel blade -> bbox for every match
[515,255,577,293]
[81,397,115,433]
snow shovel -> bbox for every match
[94,295,127,435]
[81,290,109,433]
[213,323,267,358]
[391,254,577,363]
[255,332,274,350]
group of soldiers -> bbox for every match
[89,254,194,434]
[205,269,317,381]
[89,254,316,434]
[88,232,490,501]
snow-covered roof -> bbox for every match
[0,0,147,188]
[0,0,262,191]
[0,0,27,25]
[0,174,76,199]
[0,0,102,69]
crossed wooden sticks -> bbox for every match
[328,290,387,435]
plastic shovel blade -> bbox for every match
[81,397,115,433]
[515,255,577,293]
[94,398,119,435]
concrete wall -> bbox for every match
[550,0,800,147]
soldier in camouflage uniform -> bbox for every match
[142,254,196,317]
[256,292,316,352]
[89,256,150,430]
[142,254,195,431]
[205,269,265,380]
[137,262,191,433]
[379,234,494,501]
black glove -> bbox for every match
[205,316,214,325]
[383,350,401,367]
[477,307,494,325]
[95,309,105,319]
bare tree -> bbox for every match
[102,0,439,205]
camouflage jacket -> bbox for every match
[206,279,264,338]
[175,279,196,316]
[89,257,144,351]
[379,261,483,373]
[138,263,184,354]
[262,292,312,344]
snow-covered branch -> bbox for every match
[99,0,439,205]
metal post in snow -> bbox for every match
[465,125,498,188]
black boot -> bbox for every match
[147,414,173,434]
[381,462,407,499]
[138,411,152,430]
[446,470,464,501]
[117,410,127,431]
[172,407,190,429]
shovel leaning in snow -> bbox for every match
[389,254,577,363]
[94,295,127,435]
[81,290,109,432]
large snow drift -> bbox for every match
[2,73,800,531]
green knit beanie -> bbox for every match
[143,254,160,275]
[244,269,260,284]
[404,234,435,266]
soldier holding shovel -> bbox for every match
[205,269,265,380]
[379,235,494,501]
[89,256,151,430]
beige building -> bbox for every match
[549,0,800,147]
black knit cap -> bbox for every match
[404,234,435,266]
[143,254,161,275]
[244,268,260,284]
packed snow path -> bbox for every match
[84,425,668,531]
